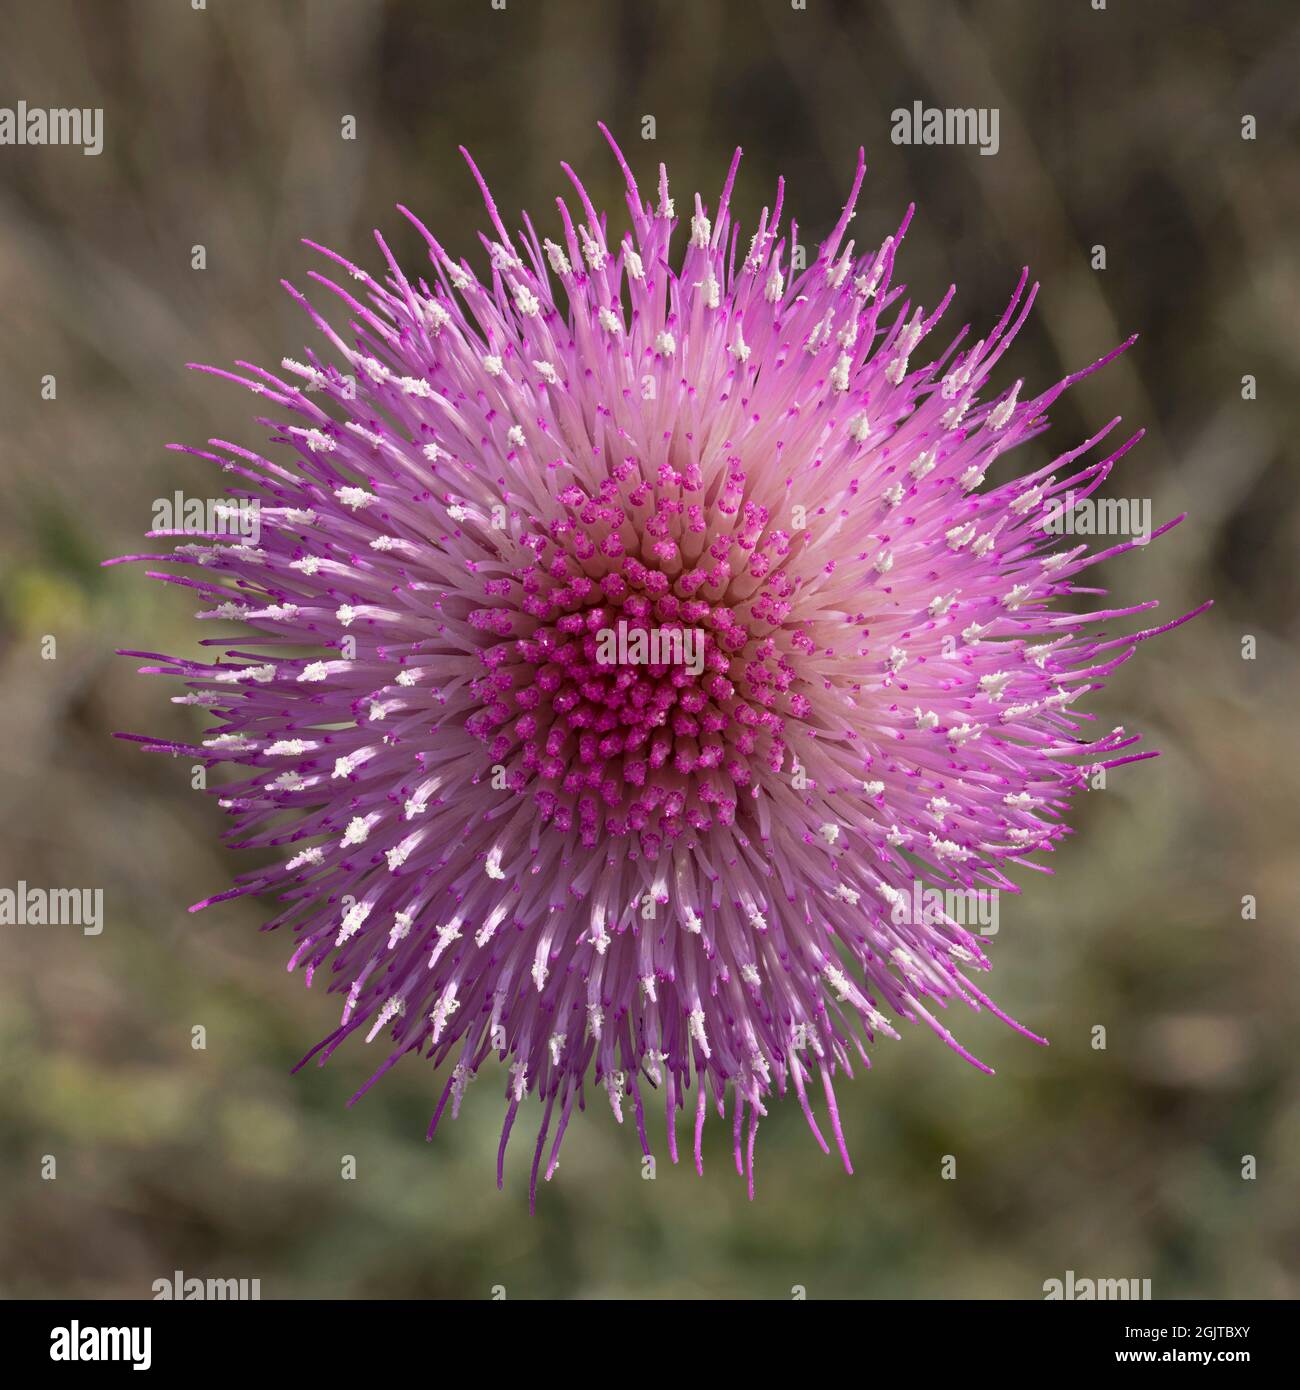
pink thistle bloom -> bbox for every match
[112,129,1207,1203]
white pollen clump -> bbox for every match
[335,487,374,510]
[598,306,621,334]
[829,353,852,393]
[943,396,971,430]
[980,671,1014,700]
[886,314,924,384]
[914,708,940,731]
[690,211,711,247]
[580,229,607,271]
[422,442,443,463]
[605,1072,624,1121]
[1003,584,1032,610]
[389,911,414,949]
[482,354,504,376]
[928,592,957,616]
[653,330,676,357]
[988,381,1021,430]
[1011,485,1044,515]
[740,963,761,987]
[819,822,840,845]
[849,412,872,443]
[506,425,526,448]
[862,780,885,797]
[285,846,324,871]
[365,996,406,1044]
[430,989,460,1041]
[533,360,560,385]
[335,605,356,628]
[512,284,540,316]
[834,884,861,906]
[293,427,335,453]
[281,357,326,389]
[909,449,937,479]
[688,1009,710,1058]
[959,465,985,492]
[929,835,971,861]
[422,300,451,333]
[873,549,894,575]
[341,817,371,847]
[336,901,370,945]
[879,883,907,912]
[624,247,645,280]
[298,662,329,683]
[544,240,570,275]
[884,481,904,507]
[484,847,506,880]
[216,663,275,684]
[824,965,854,1002]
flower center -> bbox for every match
[466,543,802,852]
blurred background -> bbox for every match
[1,0,1297,1299]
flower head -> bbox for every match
[114,128,1206,1203]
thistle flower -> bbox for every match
[113,128,1206,1203]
